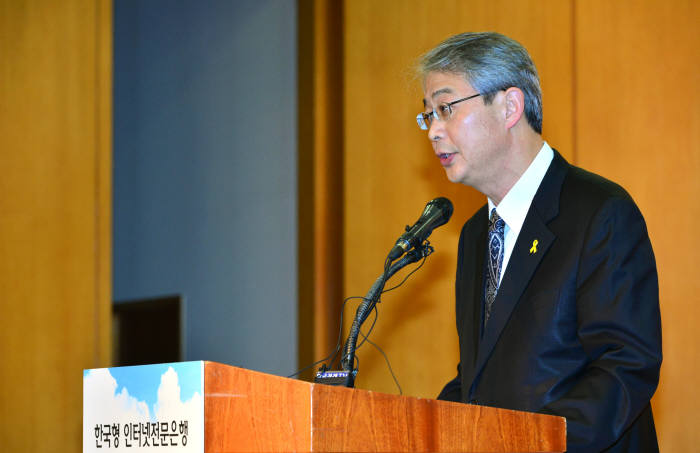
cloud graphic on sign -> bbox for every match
[154,366,203,424]
[83,368,151,422]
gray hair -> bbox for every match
[418,32,543,134]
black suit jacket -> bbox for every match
[438,151,662,452]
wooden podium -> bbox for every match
[204,361,566,452]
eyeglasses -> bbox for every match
[416,93,482,130]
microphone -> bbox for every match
[388,197,453,261]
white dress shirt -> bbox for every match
[487,142,554,285]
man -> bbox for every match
[416,32,662,452]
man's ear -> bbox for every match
[504,87,525,130]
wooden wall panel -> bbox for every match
[0,1,112,451]
[575,1,699,450]
[297,0,345,380]
[343,0,573,398]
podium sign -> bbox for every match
[83,362,204,452]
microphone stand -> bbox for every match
[314,243,433,388]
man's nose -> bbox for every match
[428,115,443,142]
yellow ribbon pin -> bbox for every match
[529,239,539,254]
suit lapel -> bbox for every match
[469,150,569,393]
[458,206,488,390]
[472,211,555,379]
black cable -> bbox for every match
[363,330,403,395]
[356,305,403,395]
[286,295,364,379]
[353,255,427,395]
[357,304,378,350]
[326,295,367,370]
[340,258,393,372]
[362,253,427,351]
[290,244,431,382]
[381,249,428,294]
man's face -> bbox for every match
[422,71,506,192]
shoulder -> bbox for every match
[563,165,634,205]
[547,156,657,263]
[537,151,650,248]
[551,157,642,224]
[529,149,640,225]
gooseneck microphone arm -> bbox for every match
[313,197,452,388]
[340,244,433,375]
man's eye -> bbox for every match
[438,104,450,115]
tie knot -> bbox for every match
[489,209,505,232]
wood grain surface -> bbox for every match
[311,383,565,452]
[203,362,565,452]
[204,362,312,452]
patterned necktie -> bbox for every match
[484,208,505,325]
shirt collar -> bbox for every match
[488,142,554,235]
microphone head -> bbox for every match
[388,197,454,260]
[423,197,454,227]
[408,197,454,245]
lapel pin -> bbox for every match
[529,239,539,254]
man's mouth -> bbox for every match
[438,152,456,165]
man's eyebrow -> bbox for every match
[431,87,454,98]
[422,87,455,107]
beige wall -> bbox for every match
[0,1,112,451]
[338,0,699,449]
